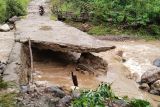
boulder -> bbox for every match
[46,86,66,98]
[20,85,29,93]
[76,52,108,76]
[0,61,6,74]
[139,83,150,92]
[141,68,160,84]
[57,95,72,107]
[72,90,81,98]
[149,89,160,95]
[110,100,129,107]
[151,80,160,91]
[9,16,20,23]
[153,58,160,67]
[0,24,10,32]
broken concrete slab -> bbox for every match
[15,16,115,53]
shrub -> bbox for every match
[0,0,29,23]
[71,83,118,107]
[129,99,151,107]
[0,0,7,23]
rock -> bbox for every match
[80,23,91,32]
[9,16,20,23]
[57,95,72,107]
[113,100,128,107]
[116,50,123,57]
[153,58,160,67]
[141,68,160,84]
[72,90,81,98]
[0,24,10,32]
[139,83,150,91]
[46,86,65,98]
[8,24,15,30]
[29,84,38,92]
[149,89,160,95]
[48,97,60,107]
[151,80,160,91]
[20,85,29,93]
[76,52,108,75]
[0,61,6,74]
[129,72,140,82]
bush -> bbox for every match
[0,0,7,23]
[0,0,29,23]
[129,99,151,107]
[72,83,117,107]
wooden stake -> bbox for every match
[28,38,34,84]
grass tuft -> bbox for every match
[0,93,17,107]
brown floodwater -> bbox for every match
[34,62,100,89]
[33,40,160,106]
[33,48,101,90]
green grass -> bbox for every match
[0,93,17,107]
[0,81,8,89]
[65,21,159,40]
[50,14,57,20]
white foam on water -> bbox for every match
[122,43,160,77]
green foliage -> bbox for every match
[0,0,29,23]
[0,0,7,23]
[71,83,152,107]
[88,25,110,36]
[52,0,160,39]
[5,0,26,19]
[0,80,8,89]
[71,83,118,107]
[0,93,17,107]
[129,99,151,107]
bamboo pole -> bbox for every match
[28,38,34,84]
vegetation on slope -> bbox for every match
[0,0,29,23]
[52,0,160,39]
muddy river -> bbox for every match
[33,40,160,106]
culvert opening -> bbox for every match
[21,42,108,89]
[32,47,101,89]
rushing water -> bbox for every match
[33,40,160,106]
